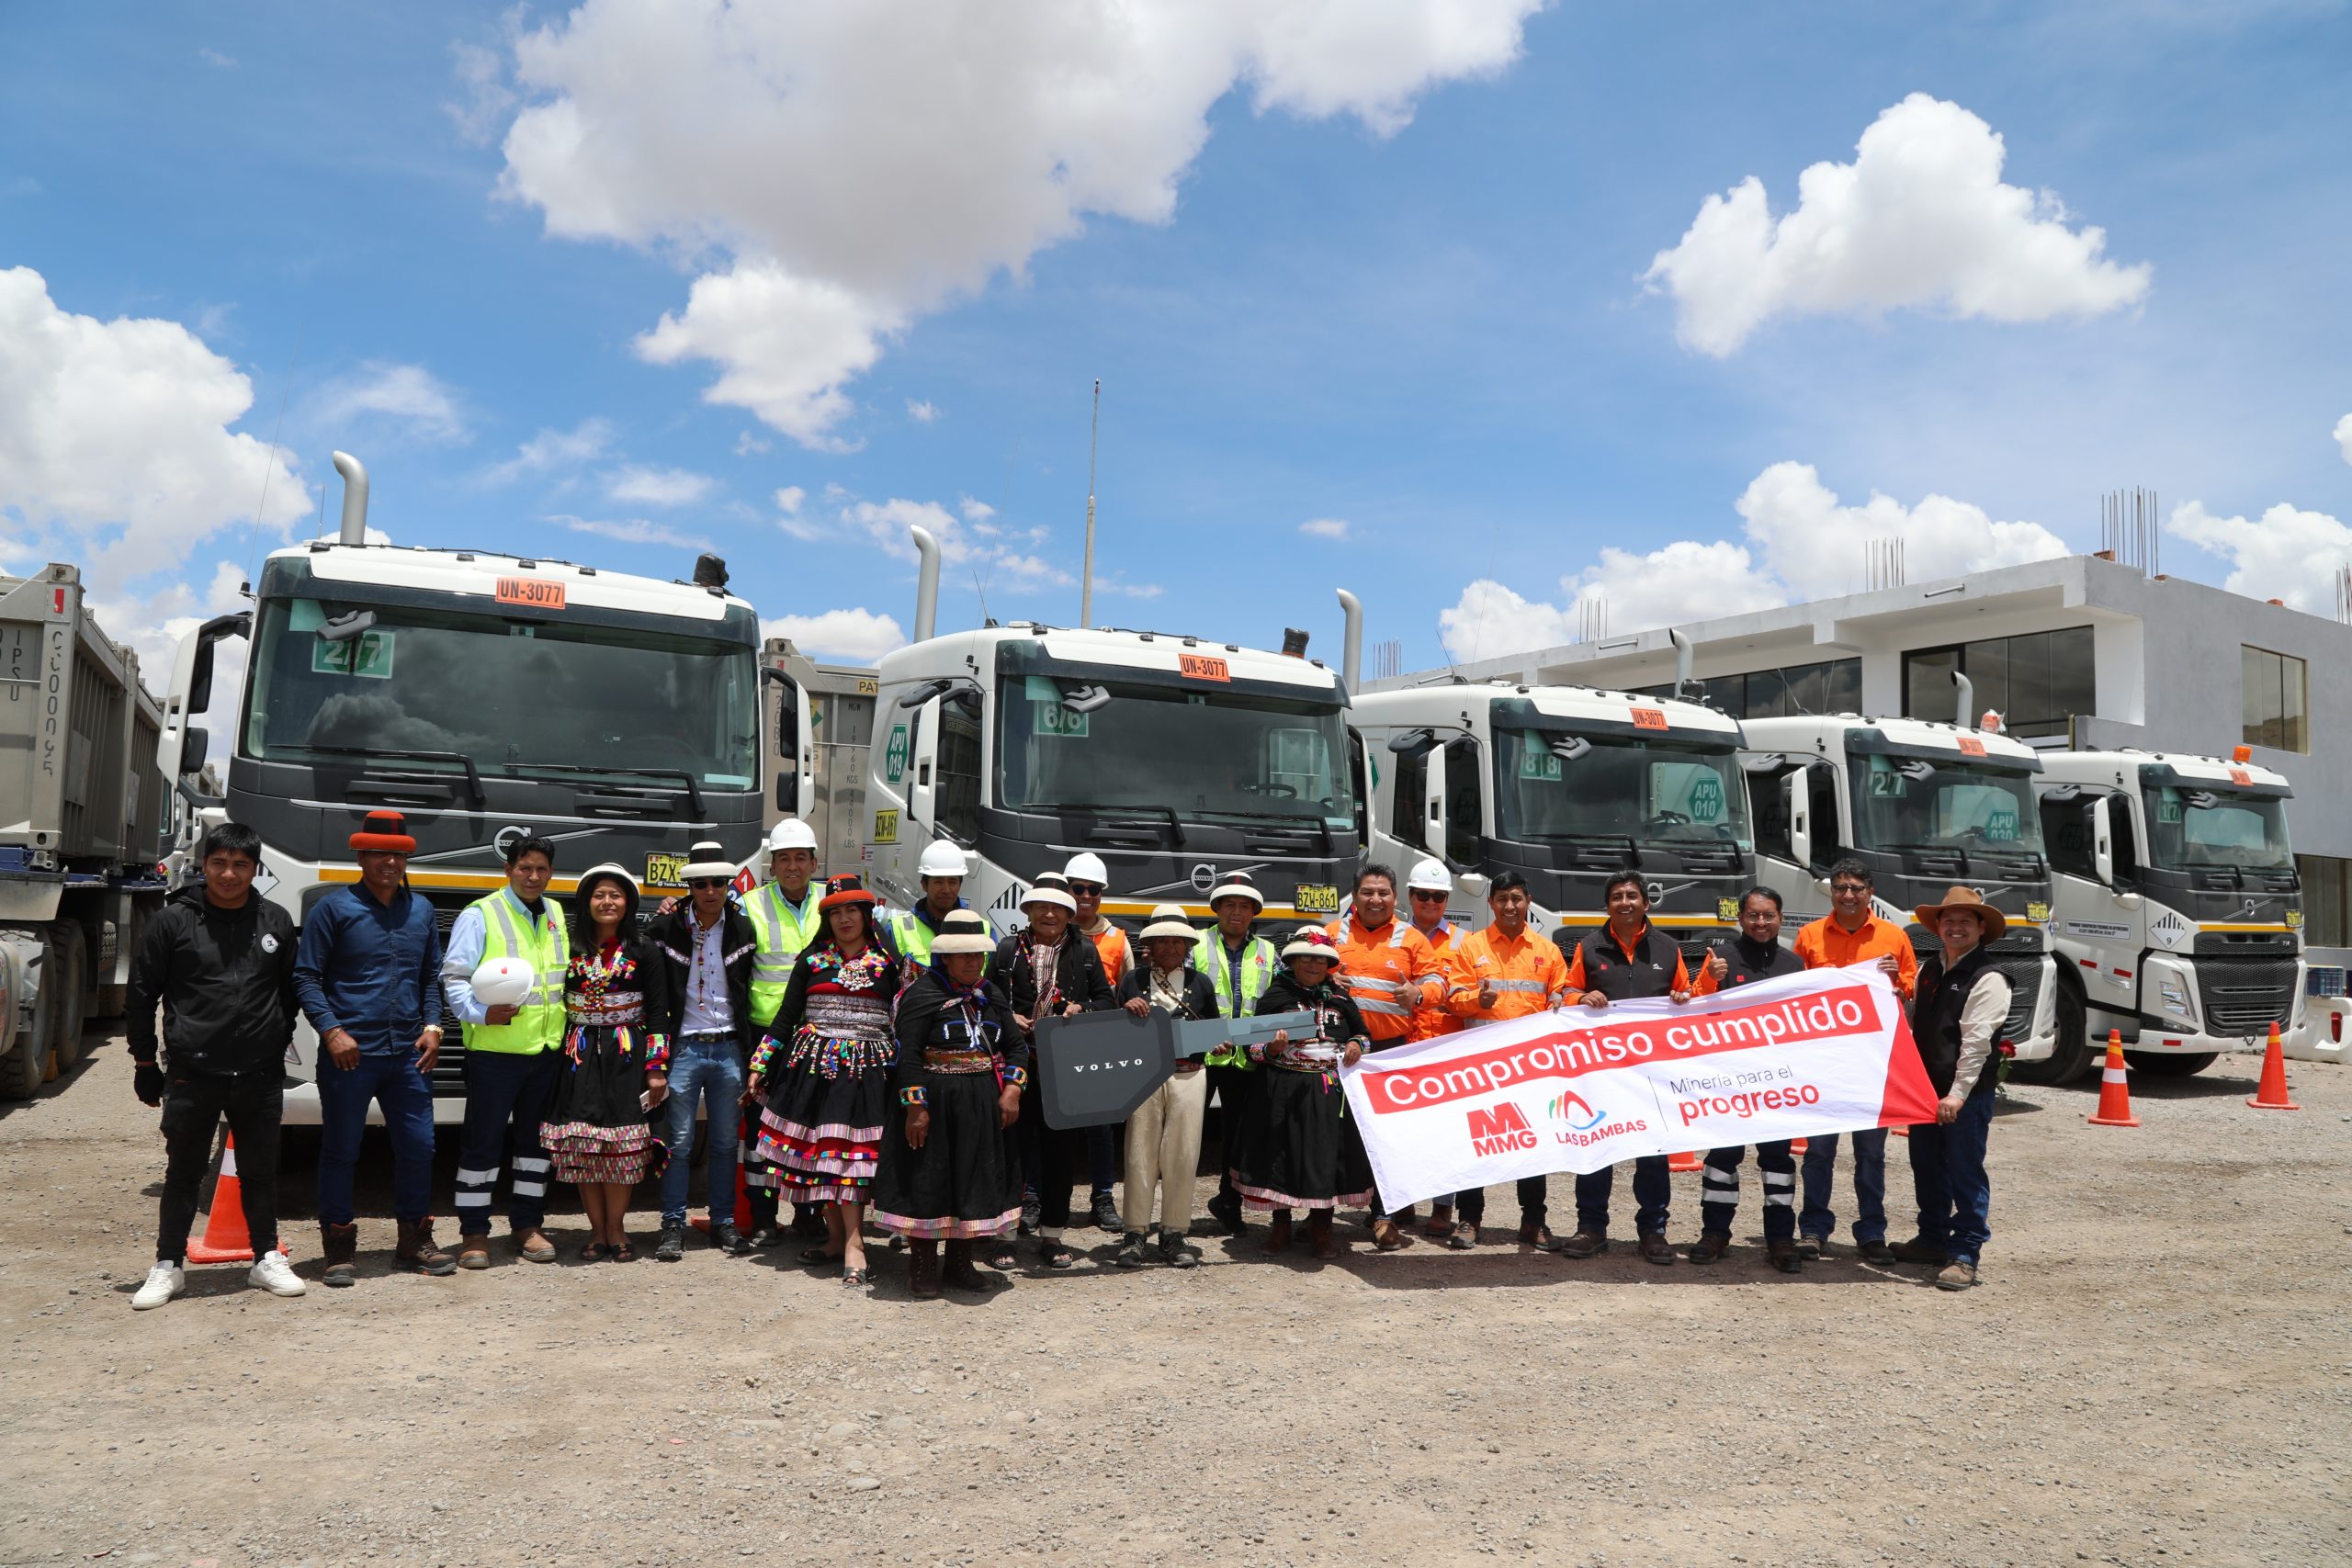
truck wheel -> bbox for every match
[47,923,89,1070]
[0,942,60,1100]
[2124,1050,2217,1077]
[2015,983,2091,1085]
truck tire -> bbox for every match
[2015,982,2090,1085]
[2124,1050,2218,1077]
[48,923,89,1071]
[0,940,59,1100]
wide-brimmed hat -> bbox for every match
[1206,870,1263,912]
[1140,904,1197,944]
[1913,885,2007,941]
[929,909,995,956]
[680,840,738,882]
[820,873,878,910]
[1280,926,1344,965]
[1021,872,1078,914]
[349,809,416,854]
[572,863,642,925]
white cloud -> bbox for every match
[763,606,907,662]
[482,416,614,484]
[2335,412,2352,467]
[734,429,772,457]
[86,560,250,696]
[1095,577,1166,601]
[2167,500,2352,614]
[198,47,236,69]
[775,484,806,514]
[958,497,996,524]
[906,399,940,423]
[552,513,714,551]
[603,463,716,507]
[311,362,469,444]
[446,39,518,145]
[1299,517,1351,540]
[1645,94,2153,355]
[0,265,311,594]
[1437,460,2072,660]
[495,0,1540,446]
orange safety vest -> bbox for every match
[1444,924,1571,1023]
[1083,922,1131,989]
[1409,920,1465,1040]
[1326,912,1442,1044]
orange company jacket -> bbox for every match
[1409,919,1466,1040]
[1325,912,1442,1044]
[1443,923,1573,1022]
[1792,913,1917,998]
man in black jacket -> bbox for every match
[1687,886,1807,1273]
[991,873,1114,1268]
[642,840,763,1259]
[127,823,305,1309]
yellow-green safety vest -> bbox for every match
[1193,929,1278,1068]
[883,904,963,971]
[744,881,825,1028]
[462,889,569,1055]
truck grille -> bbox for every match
[2194,957,2300,1036]
[1984,953,2043,1044]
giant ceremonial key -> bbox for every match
[1035,1010,1318,1129]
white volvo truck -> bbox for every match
[1351,632,1754,958]
[1741,685,2059,1066]
[158,453,796,1123]
[2030,747,2305,1081]
[862,529,1361,934]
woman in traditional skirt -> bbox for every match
[869,909,1026,1297]
[1231,926,1373,1259]
[541,863,673,1261]
[749,874,897,1288]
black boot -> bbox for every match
[941,1239,989,1291]
[321,1222,359,1288]
[908,1238,942,1298]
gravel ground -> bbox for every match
[3,1028,2347,1568]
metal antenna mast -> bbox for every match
[1080,378,1101,629]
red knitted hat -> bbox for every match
[349,809,417,854]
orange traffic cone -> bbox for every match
[2086,1029,2139,1127]
[1791,1137,1808,1156]
[187,1132,262,1263]
[2246,1021,2301,1111]
[1668,1148,1702,1172]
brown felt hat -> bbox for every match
[1913,885,2007,941]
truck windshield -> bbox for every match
[994,677,1352,827]
[2142,785,2293,871]
[241,596,760,788]
[1492,728,1752,850]
[1851,751,2044,856]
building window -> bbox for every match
[2241,646,2308,754]
[1635,658,1860,721]
[1901,626,2095,739]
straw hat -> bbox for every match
[1206,869,1263,911]
[1020,872,1078,914]
[1280,926,1344,965]
[1139,904,1197,943]
[928,908,995,956]
[1912,885,2007,941]
[680,839,738,882]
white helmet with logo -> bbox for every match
[917,840,969,879]
[469,955,535,1010]
[1063,852,1109,886]
[1407,857,1453,896]
[767,818,819,854]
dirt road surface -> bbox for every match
[3,1028,2346,1568]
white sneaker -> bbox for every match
[131,1261,185,1310]
[248,1249,307,1298]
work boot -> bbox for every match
[1557,1228,1609,1259]
[907,1238,942,1299]
[1421,1203,1454,1239]
[654,1224,687,1262]
[941,1239,991,1292]
[1797,1234,1827,1261]
[1115,1232,1148,1269]
[1262,1212,1294,1255]
[1447,1219,1478,1250]
[1637,1232,1676,1267]
[457,1233,492,1270]
[711,1221,743,1255]
[747,1223,784,1250]
[1206,1190,1246,1236]
[1091,1190,1123,1233]
[395,1218,458,1277]
[1370,1217,1408,1252]
[1766,1238,1804,1275]
[1889,1236,1948,1266]
[1518,1222,1566,1254]
[1936,1260,1979,1291]
[1688,1231,1732,1265]
[1856,1238,1898,1265]
[321,1222,359,1288]
[1158,1230,1198,1269]
[1307,1211,1339,1259]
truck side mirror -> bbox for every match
[1784,772,1812,873]
[181,727,209,778]
[2091,795,2114,886]
[1455,871,1490,900]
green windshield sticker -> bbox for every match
[1689,774,1723,821]
[1035,703,1090,739]
[1986,808,2018,840]
[1520,747,1563,782]
[883,723,909,784]
[311,631,393,679]
[2157,791,2183,824]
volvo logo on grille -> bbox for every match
[494,825,537,859]
[1191,863,1218,893]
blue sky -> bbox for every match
[4,1,2348,686]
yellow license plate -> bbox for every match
[644,852,686,887]
[873,809,899,844]
[1294,883,1339,915]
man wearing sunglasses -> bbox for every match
[645,840,762,1260]
[1403,858,1473,1246]
[1065,852,1129,1233]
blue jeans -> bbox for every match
[1906,1095,1995,1265]
[316,1050,436,1226]
[661,1036,742,1227]
[1800,1126,1888,1245]
[454,1049,560,1234]
[1575,1156,1669,1236]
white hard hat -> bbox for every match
[1407,857,1453,895]
[469,955,535,1010]
[1063,852,1109,886]
[767,818,818,853]
[917,840,969,879]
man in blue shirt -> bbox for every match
[292,810,454,1285]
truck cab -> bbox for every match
[1352,680,1754,961]
[1741,713,2059,1064]
[2032,748,2304,1080]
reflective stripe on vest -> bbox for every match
[1488,978,1548,994]
[1356,998,1412,1017]
[746,883,823,1028]
[1195,931,1277,1068]
[464,890,569,1055]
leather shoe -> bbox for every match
[654,1224,686,1262]
[1936,1260,1979,1291]
[1856,1238,1898,1265]
[1767,1238,1804,1274]
[1557,1228,1608,1258]
[1637,1232,1676,1266]
[1518,1223,1566,1254]
[1687,1231,1731,1265]
[1889,1236,1948,1266]
[712,1222,744,1254]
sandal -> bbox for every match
[799,1246,843,1265]
[609,1238,636,1263]
[1036,1239,1077,1270]
[578,1242,611,1262]
[988,1245,1018,1270]
[841,1267,869,1288]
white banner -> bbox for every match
[1341,964,1939,1211]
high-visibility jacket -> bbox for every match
[1324,912,1442,1044]
[882,901,965,973]
[1080,920,1131,988]
[459,888,569,1055]
[1193,928,1278,1068]
[744,881,825,1028]
[1443,923,1570,1022]
[1409,919,1465,1040]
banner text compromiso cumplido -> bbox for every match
[1362,987,1883,1112]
